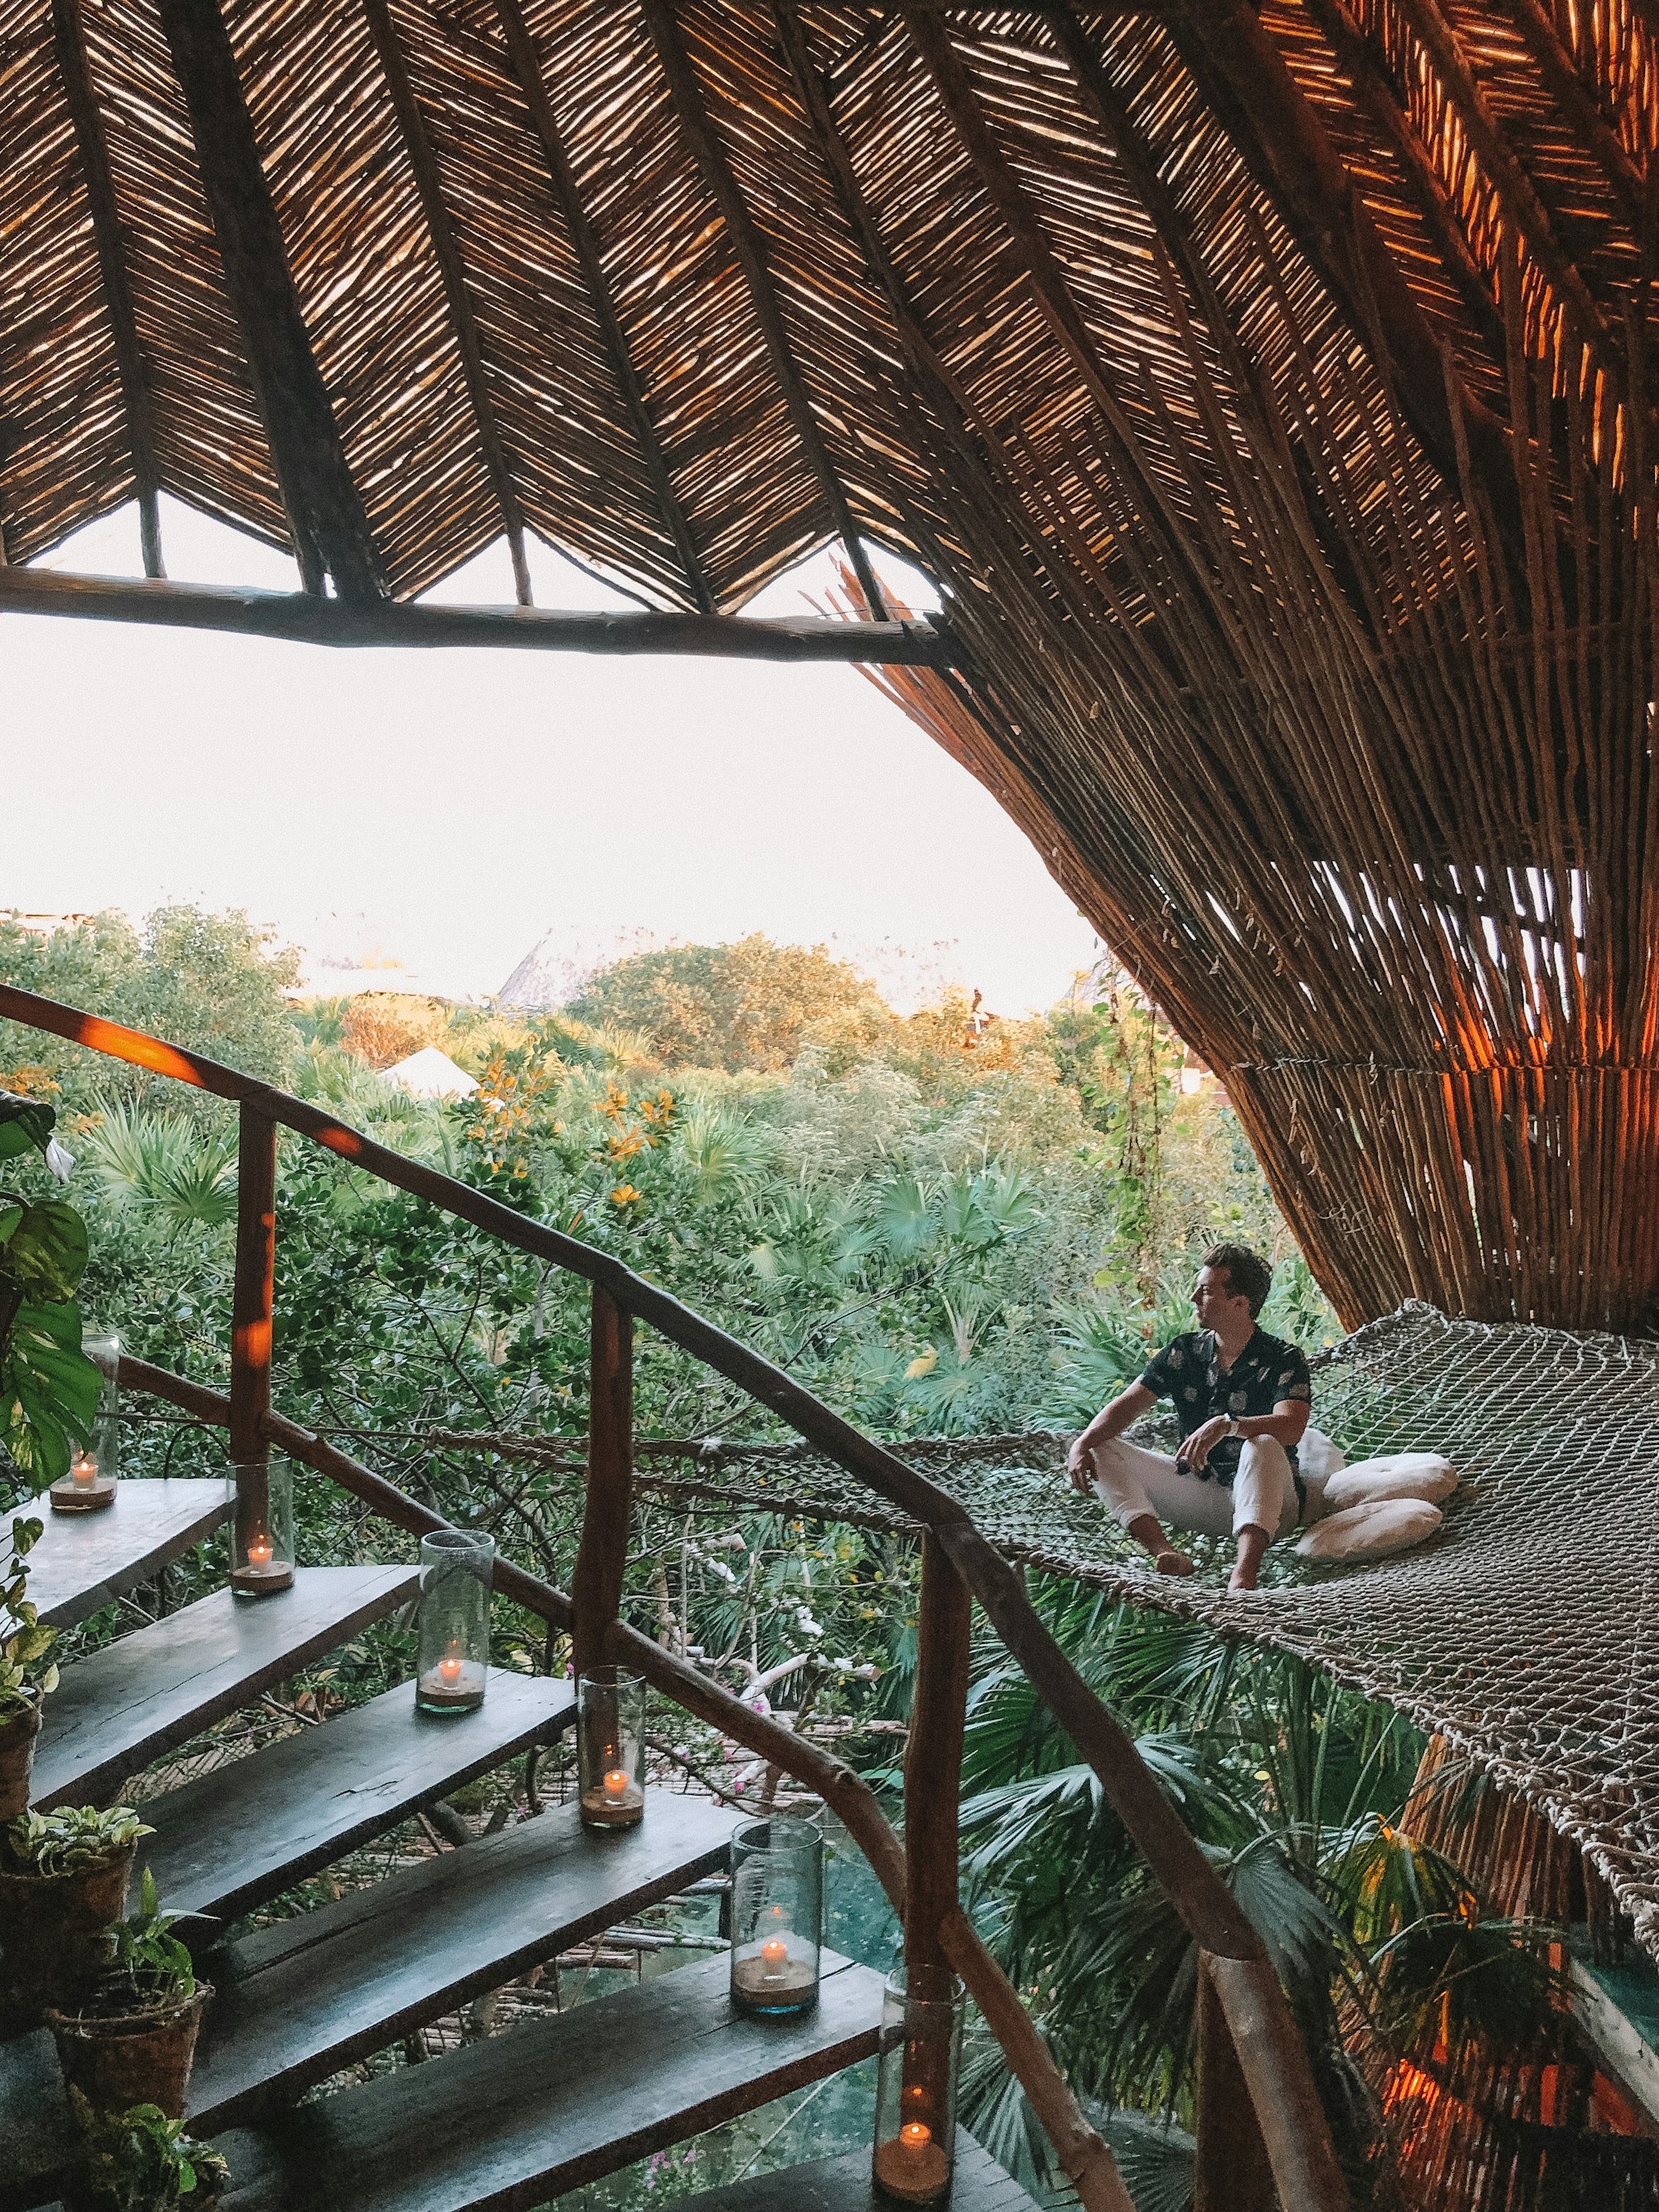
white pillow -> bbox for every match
[1296,1498,1443,1562]
[1320,1453,1457,1512]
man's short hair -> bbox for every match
[1204,1242,1273,1318]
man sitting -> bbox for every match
[1066,1242,1318,1593]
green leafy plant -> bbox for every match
[68,2088,227,2210]
[107,1869,196,2009]
[2,1805,152,1879]
[0,1512,57,1717]
[0,1090,100,1484]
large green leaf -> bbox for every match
[0,1200,89,1303]
[0,1092,55,1165]
[1,1297,101,1485]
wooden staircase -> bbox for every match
[2,1495,876,2212]
[0,980,1354,2212]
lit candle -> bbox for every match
[873,2118,951,2203]
[247,1534,273,1570]
[900,2126,932,2156]
[761,1937,789,1974]
[439,1645,464,1687]
[71,1451,98,1487]
[603,1767,630,1801]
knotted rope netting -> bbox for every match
[629,1302,1659,1959]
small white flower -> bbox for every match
[44,1140,74,1184]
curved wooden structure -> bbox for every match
[1,1,1655,1325]
[0,980,1348,2210]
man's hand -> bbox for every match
[1180,1415,1231,1473]
[1066,1435,1097,1495]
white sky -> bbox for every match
[5,498,1102,1014]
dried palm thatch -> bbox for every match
[2,2,1655,1325]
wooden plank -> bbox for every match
[212,1951,882,2212]
[32,1566,417,1809]
[0,569,953,663]
[572,1285,632,1679]
[25,1478,230,1629]
[188,1792,733,2129]
[152,0,386,599]
[670,2132,1039,2212]
[139,1670,574,1926]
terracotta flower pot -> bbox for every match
[0,1695,42,1820]
[48,1979,212,2121]
[0,1840,136,2025]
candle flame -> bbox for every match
[898,2124,932,2152]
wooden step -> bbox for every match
[671,2133,1038,2212]
[26,1477,230,1628]
[188,1791,735,2130]
[212,1951,882,2212]
[142,1670,575,1927]
[32,1565,418,1808]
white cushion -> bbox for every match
[1296,1426,1347,1482]
[1297,1498,1443,1562]
[1320,1453,1457,1512]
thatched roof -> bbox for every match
[2,2,1654,1328]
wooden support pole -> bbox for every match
[358,0,532,605]
[636,0,890,620]
[0,566,954,663]
[571,1285,633,1680]
[229,1105,276,1550]
[1194,1955,1274,2212]
[152,0,386,601]
[51,0,166,578]
[491,0,714,615]
[900,1536,972,2144]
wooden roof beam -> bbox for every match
[636,0,891,621]
[1166,0,1529,554]
[1383,0,1623,374]
[51,0,165,578]
[153,0,387,602]
[1292,0,1507,358]
[1499,0,1646,230]
[360,0,532,605]
[490,0,713,614]
[0,564,956,661]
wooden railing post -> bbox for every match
[230,1104,277,1557]
[1194,1954,1274,2212]
[899,1532,972,2146]
[572,1284,633,1680]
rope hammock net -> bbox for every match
[561,1302,1659,1964]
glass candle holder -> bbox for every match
[415,1529,494,1714]
[729,1815,823,2015]
[872,1964,964,2205]
[49,1328,122,1513]
[231,1454,295,1597]
[577,1667,645,1830]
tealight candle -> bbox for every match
[873,2122,950,2203]
[603,1767,629,1801]
[761,1937,789,1971]
[247,1534,273,1569]
[50,1446,117,1514]
[440,1647,464,1687]
[231,1454,297,1594]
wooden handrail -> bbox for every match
[4,983,1347,2209]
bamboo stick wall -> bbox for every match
[1,2,1653,1325]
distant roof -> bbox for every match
[383,1048,479,1101]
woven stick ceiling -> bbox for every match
[2,0,1654,1329]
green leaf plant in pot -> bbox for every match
[0,1089,101,1817]
[49,1869,213,2122]
[65,2090,227,2212]
[0,1805,151,2025]
[0,1510,59,1817]
[0,1086,102,1485]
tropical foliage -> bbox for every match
[0,1089,100,1483]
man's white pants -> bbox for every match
[1090,1427,1345,1544]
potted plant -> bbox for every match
[0,1805,151,2021]
[65,2089,227,2212]
[0,1511,58,1816]
[49,1870,213,2118]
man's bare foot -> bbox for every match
[1154,1548,1195,1577]
[1228,1562,1260,1592]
